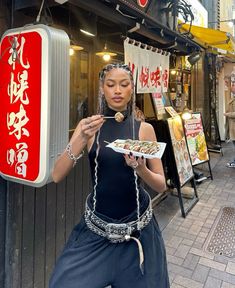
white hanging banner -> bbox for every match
[161,54,169,93]
[138,45,150,93]
[124,39,170,94]
[149,49,162,93]
[124,39,139,84]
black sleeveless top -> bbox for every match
[88,108,143,219]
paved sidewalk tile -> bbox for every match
[155,142,235,287]
[226,262,235,275]
[173,275,203,288]
[191,264,210,283]
[222,282,235,288]
[204,276,222,288]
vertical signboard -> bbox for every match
[183,113,209,165]
[0,24,70,187]
[152,93,165,117]
[167,115,194,186]
[0,31,42,181]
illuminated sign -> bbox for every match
[0,25,70,187]
[137,0,148,8]
[178,0,208,28]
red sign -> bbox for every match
[0,31,42,182]
[137,0,148,7]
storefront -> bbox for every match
[0,1,202,287]
[177,20,235,150]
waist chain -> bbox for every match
[84,194,153,274]
[84,194,153,243]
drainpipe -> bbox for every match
[0,177,7,288]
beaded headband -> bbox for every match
[97,63,135,116]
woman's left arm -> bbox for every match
[124,122,166,193]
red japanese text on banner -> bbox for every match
[124,38,169,94]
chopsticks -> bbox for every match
[103,116,116,119]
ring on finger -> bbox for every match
[131,162,138,169]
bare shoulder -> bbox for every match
[139,122,157,141]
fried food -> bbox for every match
[103,112,125,122]
[113,139,160,155]
[115,112,124,122]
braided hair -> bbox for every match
[97,63,135,118]
[92,63,139,213]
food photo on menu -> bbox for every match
[183,113,209,166]
[167,115,194,186]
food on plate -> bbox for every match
[112,139,161,155]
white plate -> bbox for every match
[106,139,167,159]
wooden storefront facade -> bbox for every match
[0,1,201,287]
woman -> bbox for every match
[224,95,235,168]
[49,63,169,288]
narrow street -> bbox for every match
[156,142,235,287]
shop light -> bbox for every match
[188,51,201,65]
[54,0,68,4]
[69,44,84,56]
[80,29,96,37]
[170,70,177,75]
[181,107,192,120]
[79,15,97,37]
[96,43,117,62]
[69,48,74,56]
[102,54,111,61]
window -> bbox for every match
[70,50,89,130]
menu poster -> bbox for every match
[165,106,178,118]
[183,113,209,165]
[152,93,165,115]
[167,115,194,186]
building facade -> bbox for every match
[0,1,202,287]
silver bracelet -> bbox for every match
[66,143,84,167]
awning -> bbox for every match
[178,23,235,53]
[68,0,202,54]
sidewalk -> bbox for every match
[156,142,235,288]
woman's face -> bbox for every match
[102,68,132,111]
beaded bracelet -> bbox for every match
[66,143,84,167]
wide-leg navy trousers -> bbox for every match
[49,212,169,288]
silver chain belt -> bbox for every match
[84,194,153,243]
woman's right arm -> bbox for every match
[51,115,104,183]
